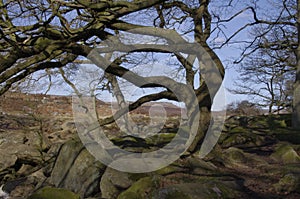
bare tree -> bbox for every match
[2,0,298,153]
[0,0,226,154]
[212,0,298,122]
[232,27,295,113]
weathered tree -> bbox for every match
[0,0,226,159]
[294,0,300,129]
[1,0,299,158]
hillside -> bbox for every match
[0,92,183,117]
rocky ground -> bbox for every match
[0,95,300,198]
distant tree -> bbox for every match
[222,0,297,115]
[226,100,263,116]
[231,26,295,113]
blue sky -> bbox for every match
[210,0,275,109]
[44,0,279,111]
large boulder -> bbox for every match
[222,147,267,169]
[0,153,17,173]
[117,176,160,199]
[0,130,47,173]
[219,126,275,149]
[118,174,247,199]
[6,169,47,198]
[152,180,244,199]
[48,138,106,198]
[271,143,300,164]
[100,167,133,199]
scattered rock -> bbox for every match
[1,96,300,199]
[222,147,267,169]
[219,129,275,149]
[273,173,300,194]
[152,175,246,199]
[2,178,27,194]
[271,144,300,164]
[100,176,119,199]
[0,153,17,173]
[8,168,47,198]
[100,167,133,198]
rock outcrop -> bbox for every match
[0,93,299,198]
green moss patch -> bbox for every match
[27,186,80,199]
[271,144,300,164]
[118,176,160,199]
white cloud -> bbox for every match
[214,37,226,44]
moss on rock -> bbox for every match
[155,165,184,175]
[222,147,248,168]
[27,186,80,199]
[117,176,160,199]
[273,174,300,194]
[221,133,250,148]
[271,144,300,164]
[154,188,192,199]
[100,167,134,199]
[222,147,267,169]
[152,180,244,199]
[145,133,176,146]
